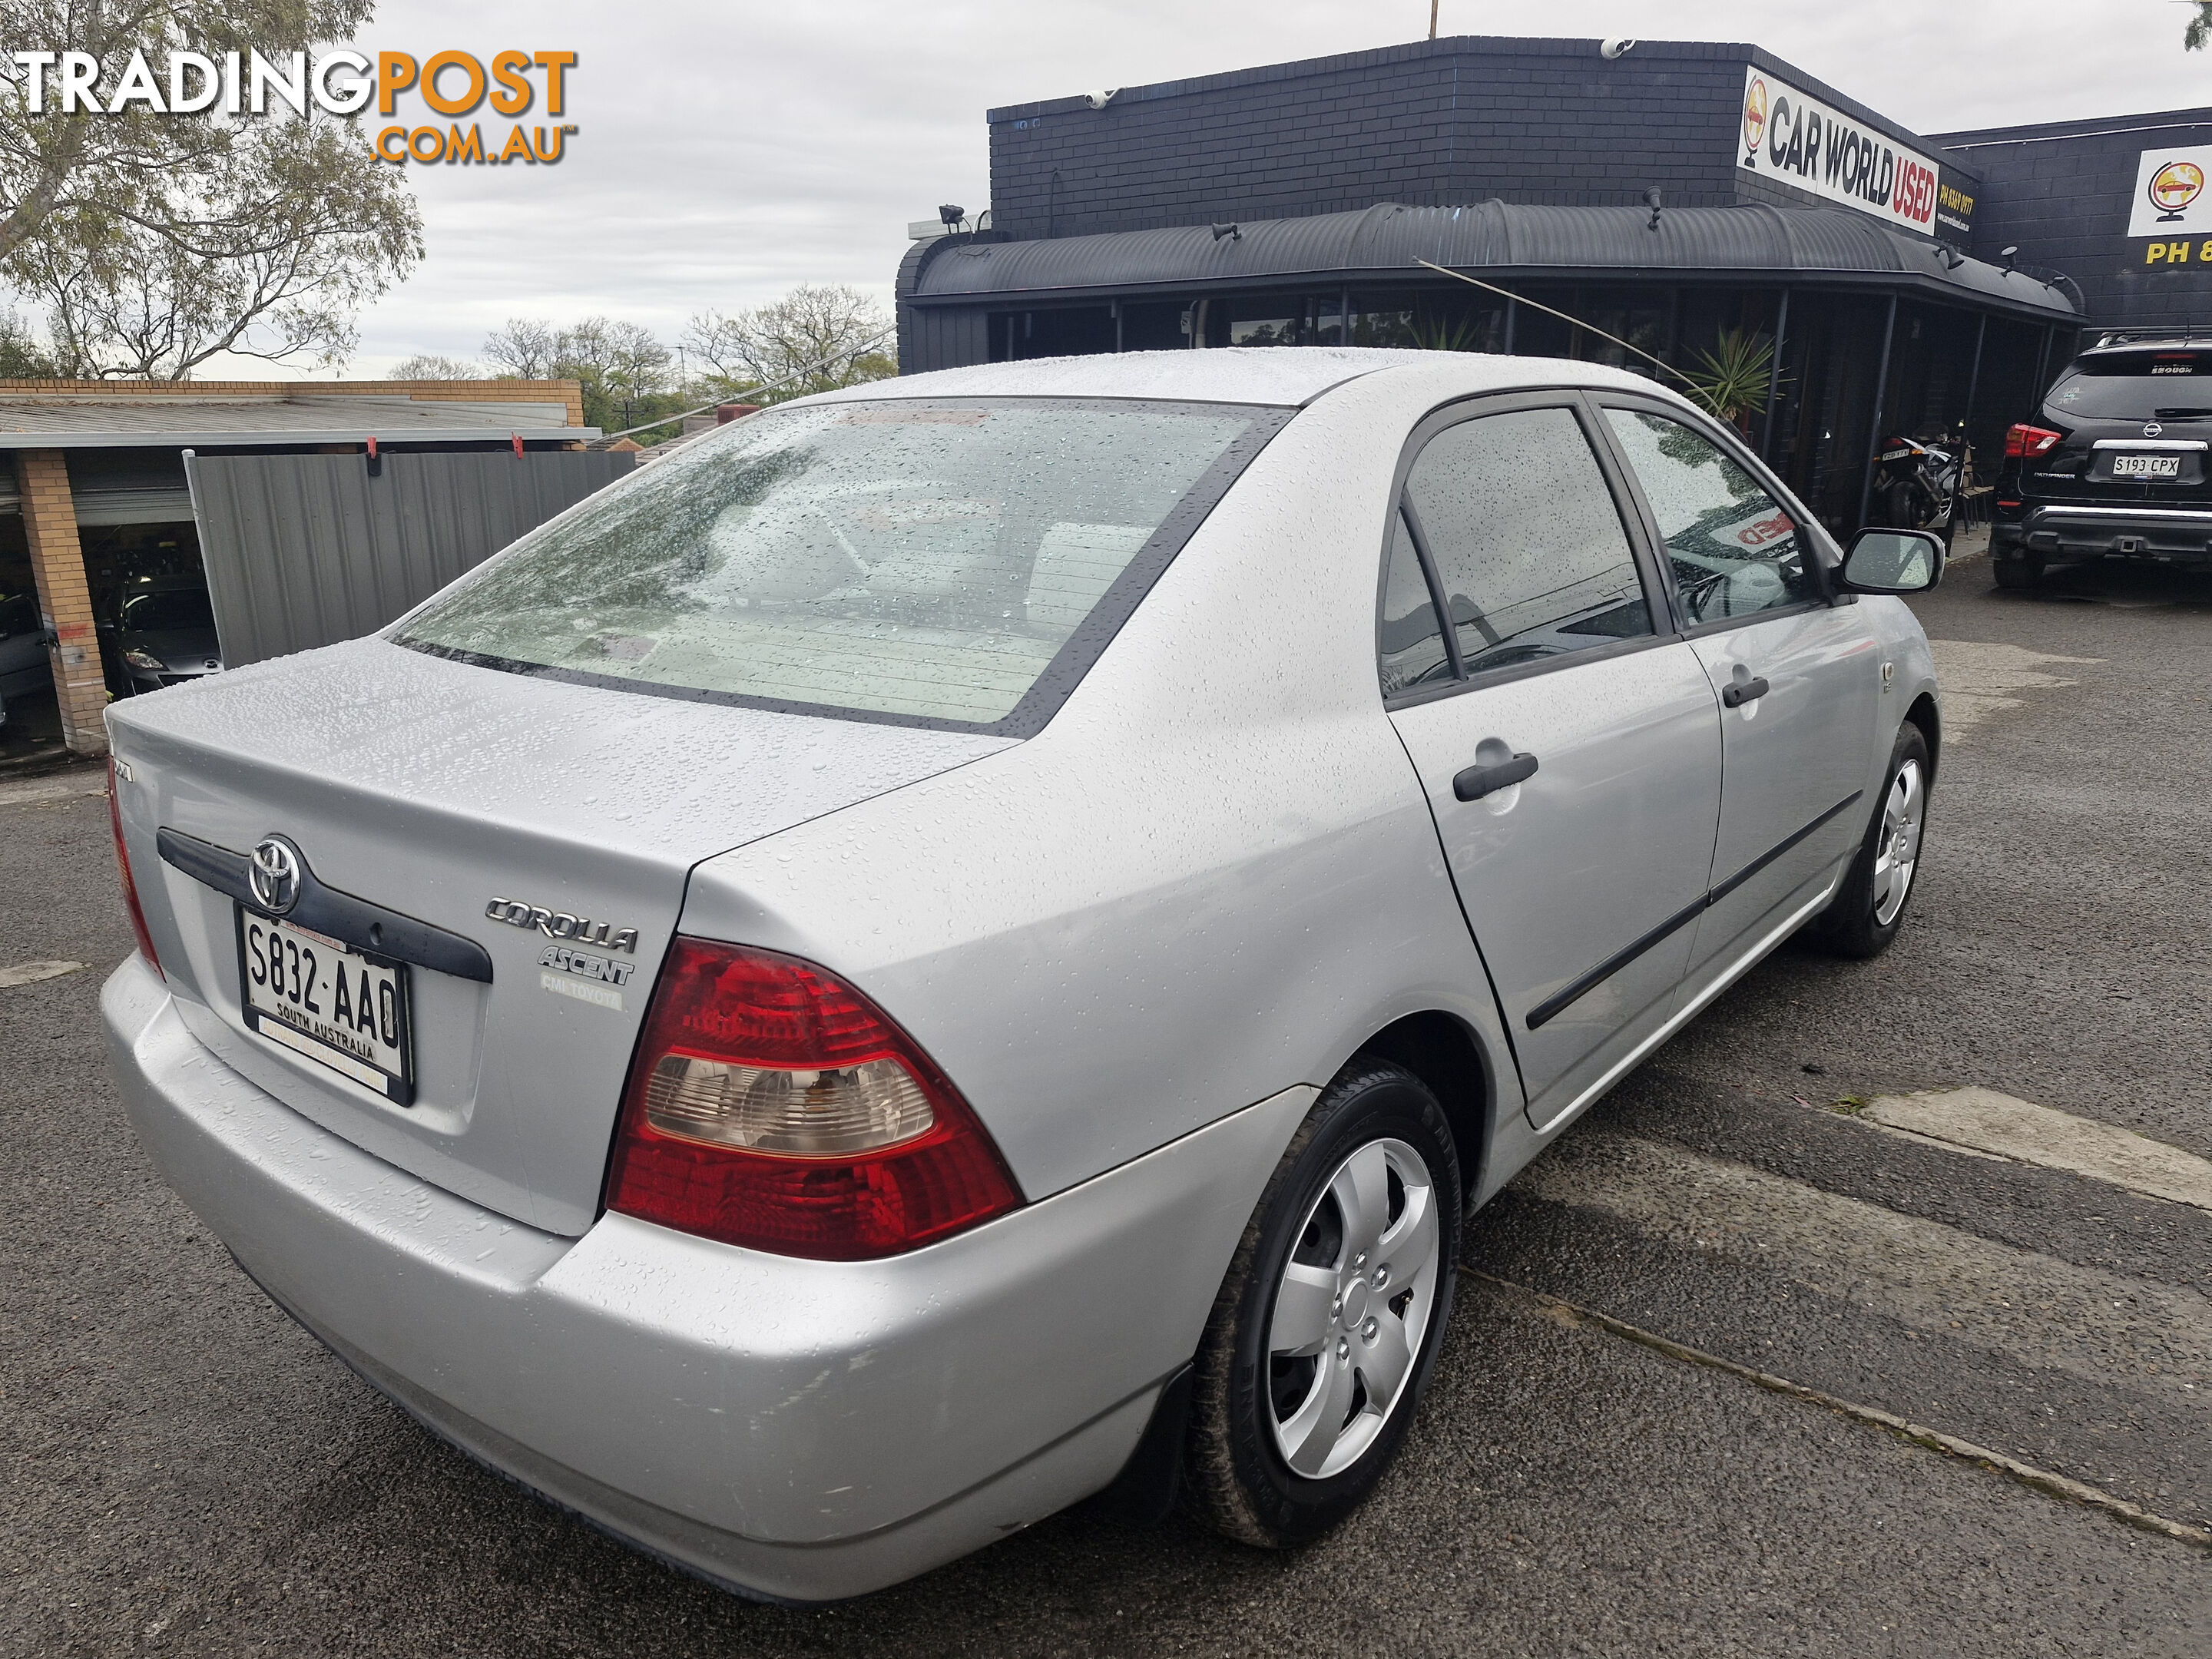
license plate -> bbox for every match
[236,906,413,1104]
[2111,455,2182,478]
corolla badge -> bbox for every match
[2145,422,2164,438]
[248,836,303,914]
[485,896,638,953]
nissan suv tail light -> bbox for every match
[604,939,1022,1260]
[2005,423,2062,459]
[108,759,161,972]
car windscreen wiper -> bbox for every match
[2152,407,2212,419]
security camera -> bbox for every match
[1601,38,1636,59]
[1086,88,1121,110]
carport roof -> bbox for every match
[906,201,2081,320]
[0,392,596,449]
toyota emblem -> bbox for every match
[2145,422,2164,438]
[248,836,303,915]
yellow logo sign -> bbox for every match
[2150,160,2205,221]
[1743,78,1768,157]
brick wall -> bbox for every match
[15,449,106,756]
[1932,108,2212,332]
[986,35,1973,243]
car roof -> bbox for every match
[793,347,1675,410]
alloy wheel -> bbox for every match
[1264,1137,1442,1480]
[1872,757,1924,926]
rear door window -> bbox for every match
[396,398,1287,734]
[1395,406,1655,680]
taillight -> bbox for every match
[604,938,1022,1260]
[108,758,161,972]
[2005,423,2062,459]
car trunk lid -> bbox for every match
[108,637,1014,1234]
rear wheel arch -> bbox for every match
[1349,1011,1494,1211]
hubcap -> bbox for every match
[1872,757,1924,926]
[1265,1137,1442,1481]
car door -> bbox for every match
[0,592,49,700]
[1594,399,1882,982]
[1382,395,1724,1134]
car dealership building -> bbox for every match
[898,35,2212,538]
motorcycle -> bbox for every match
[1873,429,1963,543]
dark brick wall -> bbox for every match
[987,35,1975,243]
[1932,108,2212,331]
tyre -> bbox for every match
[1992,551,2043,590]
[1184,1060,1460,1548]
[1813,723,1931,959]
[1879,479,1920,529]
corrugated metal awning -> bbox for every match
[908,201,2080,318]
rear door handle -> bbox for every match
[1721,676,1770,708]
[1453,752,1538,801]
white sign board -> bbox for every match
[1736,66,1942,238]
[2127,147,2212,238]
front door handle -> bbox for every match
[1453,751,1538,801]
[1721,675,1770,708]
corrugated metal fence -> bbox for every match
[185,449,635,667]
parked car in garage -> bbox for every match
[1992,333,2212,588]
[108,575,223,695]
[100,349,1943,1603]
[0,588,51,732]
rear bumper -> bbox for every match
[1995,504,2212,565]
[101,955,1310,1601]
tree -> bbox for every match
[0,307,58,376]
[0,2,422,378]
[482,315,677,434]
[2190,4,2212,49]
[387,353,483,380]
[481,317,560,379]
[681,284,895,404]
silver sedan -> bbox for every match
[101,348,1942,1601]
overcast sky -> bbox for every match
[309,0,2212,379]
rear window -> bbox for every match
[2050,355,2212,419]
[395,397,1286,733]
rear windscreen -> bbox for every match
[394,397,1283,733]
[2049,356,2212,419]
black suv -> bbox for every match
[1992,335,2212,588]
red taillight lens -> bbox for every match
[2005,423,2062,459]
[108,759,161,972]
[604,939,1023,1260]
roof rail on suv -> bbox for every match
[2089,329,2212,350]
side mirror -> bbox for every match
[1841,528,1945,594]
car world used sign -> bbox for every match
[1736,66,1965,246]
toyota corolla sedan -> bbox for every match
[101,349,1942,1601]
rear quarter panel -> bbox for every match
[679,369,1528,1200]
